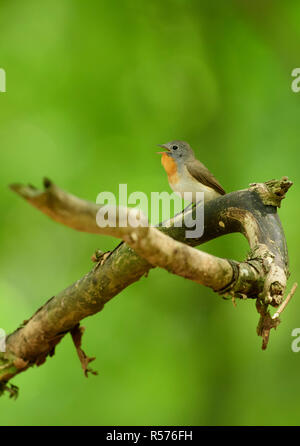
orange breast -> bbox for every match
[161,153,179,184]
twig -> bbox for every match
[70,324,98,377]
[272,282,298,319]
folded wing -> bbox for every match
[186,159,226,195]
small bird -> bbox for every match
[157,140,226,203]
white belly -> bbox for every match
[170,172,220,203]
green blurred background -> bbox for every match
[0,0,299,426]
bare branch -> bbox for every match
[272,282,298,319]
[0,177,293,393]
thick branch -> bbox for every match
[0,177,292,390]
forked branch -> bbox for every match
[0,177,294,397]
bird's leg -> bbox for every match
[182,202,194,213]
[168,202,194,222]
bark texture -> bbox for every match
[0,177,294,398]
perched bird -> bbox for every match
[157,140,226,203]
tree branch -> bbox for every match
[0,177,294,396]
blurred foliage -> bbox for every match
[0,0,300,426]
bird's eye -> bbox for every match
[172,145,178,150]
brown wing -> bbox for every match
[186,159,226,195]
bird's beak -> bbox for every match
[157,144,170,154]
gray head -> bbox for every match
[157,140,195,161]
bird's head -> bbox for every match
[157,140,195,162]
